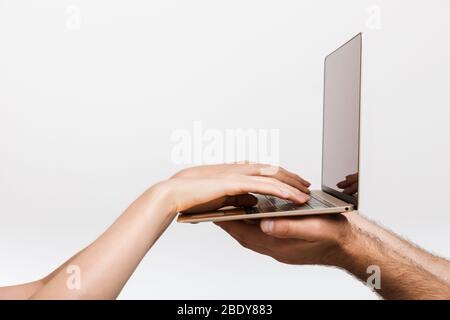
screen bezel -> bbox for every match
[321,33,362,208]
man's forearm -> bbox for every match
[335,224,450,300]
[345,212,450,285]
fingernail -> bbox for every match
[261,220,274,234]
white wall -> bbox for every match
[1,0,449,299]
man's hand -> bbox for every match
[215,214,353,265]
[336,173,358,195]
[217,213,450,300]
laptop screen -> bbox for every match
[321,33,361,207]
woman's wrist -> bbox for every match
[140,180,179,219]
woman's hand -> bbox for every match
[149,172,311,216]
[159,163,311,214]
[172,163,311,195]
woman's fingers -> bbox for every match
[182,194,258,214]
[172,163,312,195]
[171,174,310,213]
[271,170,311,194]
[181,196,229,213]
[224,194,258,207]
[221,177,308,205]
[203,163,312,189]
[249,164,311,192]
[275,167,311,188]
[245,176,310,203]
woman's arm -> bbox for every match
[2,187,175,300]
[30,184,175,299]
[0,251,85,299]
[0,281,45,300]
[1,166,310,300]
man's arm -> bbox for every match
[345,212,450,285]
[216,212,450,300]
[337,217,450,299]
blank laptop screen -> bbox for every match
[321,34,362,206]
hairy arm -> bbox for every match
[345,212,450,285]
[338,216,450,299]
[217,211,450,300]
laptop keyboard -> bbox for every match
[244,193,334,214]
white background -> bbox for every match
[1,0,449,299]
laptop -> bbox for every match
[177,33,362,223]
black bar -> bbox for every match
[1,300,448,318]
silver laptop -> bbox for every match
[178,33,362,223]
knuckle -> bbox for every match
[258,163,279,175]
[266,177,282,185]
[251,163,263,171]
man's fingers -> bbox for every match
[346,173,358,184]
[337,173,358,189]
[215,221,284,248]
[336,180,349,189]
[259,217,327,240]
[215,220,298,259]
[343,183,358,195]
